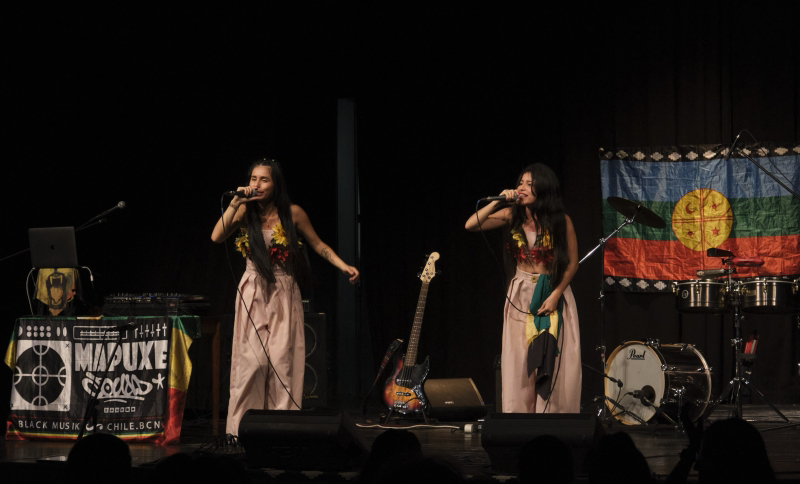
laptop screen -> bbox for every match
[28,227,79,268]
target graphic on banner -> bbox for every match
[11,340,71,412]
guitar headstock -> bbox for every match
[419,252,440,283]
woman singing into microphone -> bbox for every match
[211,158,359,436]
[465,163,580,413]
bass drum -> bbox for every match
[738,277,800,314]
[605,341,712,425]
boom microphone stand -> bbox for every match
[580,363,647,425]
[580,197,666,425]
[77,319,137,439]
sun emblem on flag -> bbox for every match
[671,189,733,251]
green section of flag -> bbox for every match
[602,196,800,241]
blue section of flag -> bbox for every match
[601,155,800,202]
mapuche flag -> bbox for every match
[600,144,800,292]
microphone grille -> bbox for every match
[118,201,127,209]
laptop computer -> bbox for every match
[28,227,79,268]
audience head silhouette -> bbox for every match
[518,434,574,483]
[696,418,775,484]
[586,431,654,484]
[66,433,132,484]
[360,429,423,484]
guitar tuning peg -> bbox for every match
[436,270,442,275]
[416,272,422,278]
[424,254,430,259]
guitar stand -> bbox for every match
[382,406,430,425]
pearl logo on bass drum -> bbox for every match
[628,348,646,360]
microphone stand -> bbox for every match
[579,209,640,425]
[0,206,115,264]
[732,148,800,202]
[640,396,678,428]
[580,363,647,425]
[77,319,136,439]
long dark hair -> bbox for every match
[242,158,312,288]
[507,163,569,287]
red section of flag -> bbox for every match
[604,235,800,280]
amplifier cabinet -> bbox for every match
[302,312,328,409]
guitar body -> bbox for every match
[383,354,430,414]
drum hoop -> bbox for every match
[605,340,667,372]
[606,342,713,422]
[740,279,795,285]
[605,341,666,425]
[657,344,713,411]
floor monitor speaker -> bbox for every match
[238,409,367,471]
[423,378,487,421]
[302,313,327,408]
[480,412,603,474]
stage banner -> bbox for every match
[4,316,199,444]
[600,143,800,292]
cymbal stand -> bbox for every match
[708,257,789,422]
[579,210,639,424]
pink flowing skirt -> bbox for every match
[501,268,581,413]
[226,260,305,436]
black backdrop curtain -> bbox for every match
[357,2,800,408]
[4,3,799,424]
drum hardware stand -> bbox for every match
[707,257,790,422]
[639,394,679,428]
[643,398,678,427]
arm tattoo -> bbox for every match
[321,247,333,261]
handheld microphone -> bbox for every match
[225,189,260,198]
[723,131,742,161]
[481,193,518,202]
[112,320,137,330]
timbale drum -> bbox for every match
[738,277,800,315]
[672,279,730,313]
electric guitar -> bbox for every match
[382,252,440,415]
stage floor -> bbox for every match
[2,404,799,483]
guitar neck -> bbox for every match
[403,281,429,368]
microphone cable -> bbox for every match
[474,199,532,316]
[219,195,301,411]
[474,199,564,409]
